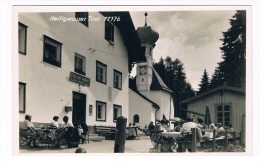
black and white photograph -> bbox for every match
[0,2,260,163]
[15,6,249,155]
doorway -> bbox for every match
[72,91,86,124]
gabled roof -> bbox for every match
[150,67,172,93]
[99,12,146,65]
[180,85,245,104]
[130,88,160,110]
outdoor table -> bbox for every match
[161,132,181,138]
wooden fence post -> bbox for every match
[225,128,228,148]
[239,131,242,145]
[233,131,236,144]
[114,116,127,153]
[212,129,216,152]
[191,128,196,152]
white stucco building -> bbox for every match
[18,12,146,128]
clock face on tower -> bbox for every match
[139,67,147,75]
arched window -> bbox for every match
[133,114,139,123]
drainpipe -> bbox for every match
[169,97,172,129]
[155,109,159,123]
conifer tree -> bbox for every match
[198,69,210,93]
[215,10,246,89]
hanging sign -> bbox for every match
[69,72,90,87]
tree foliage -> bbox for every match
[210,10,246,89]
[198,69,210,93]
[154,57,195,118]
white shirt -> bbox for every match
[62,121,74,128]
[50,121,59,128]
[180,122,197,133]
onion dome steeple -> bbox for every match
[137,12,159,47]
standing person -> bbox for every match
[19,114,39,147]
[50,116,59,129]
[148,121,155,136]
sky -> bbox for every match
[130,10,236,91]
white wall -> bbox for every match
[129,89,156,128]
[139,90,174,123]
[19,12,129,126]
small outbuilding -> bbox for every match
[180,85,245,144]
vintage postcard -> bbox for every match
[7,4,257,162]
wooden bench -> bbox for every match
[95,126,116,140]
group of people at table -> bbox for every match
[147,117,234,152]
[19,114,88,148]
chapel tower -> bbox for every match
[136,12,159,92]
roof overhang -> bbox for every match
[180,85,245,104]
[100,12,146,72]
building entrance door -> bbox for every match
[72,91,86,124]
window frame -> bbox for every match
[133,114,140,123]
[19,82,26,113]
[96,61,107,84]
[74,53,86,75]
[43,35,62,67]
[96,101,107,122]
[18,22,27,55]
[113,69,122,90]
[105,21,114,42]
[215,103,232,127]
[113,104,122,122]
[75,12,89,27]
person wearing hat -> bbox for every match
[50,116,59,129]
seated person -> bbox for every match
[203,123,216,139]
[217,123,225,138]
[19,114,39,147]
[80,120,89,135]
[202,123,218,144]
[127,123,136,140]
[179,117,202,152]
[226,123,234,138]
[49,116,59,129]
[75,124,86,144]
[56,116,79,148]
[160,119,169,132]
